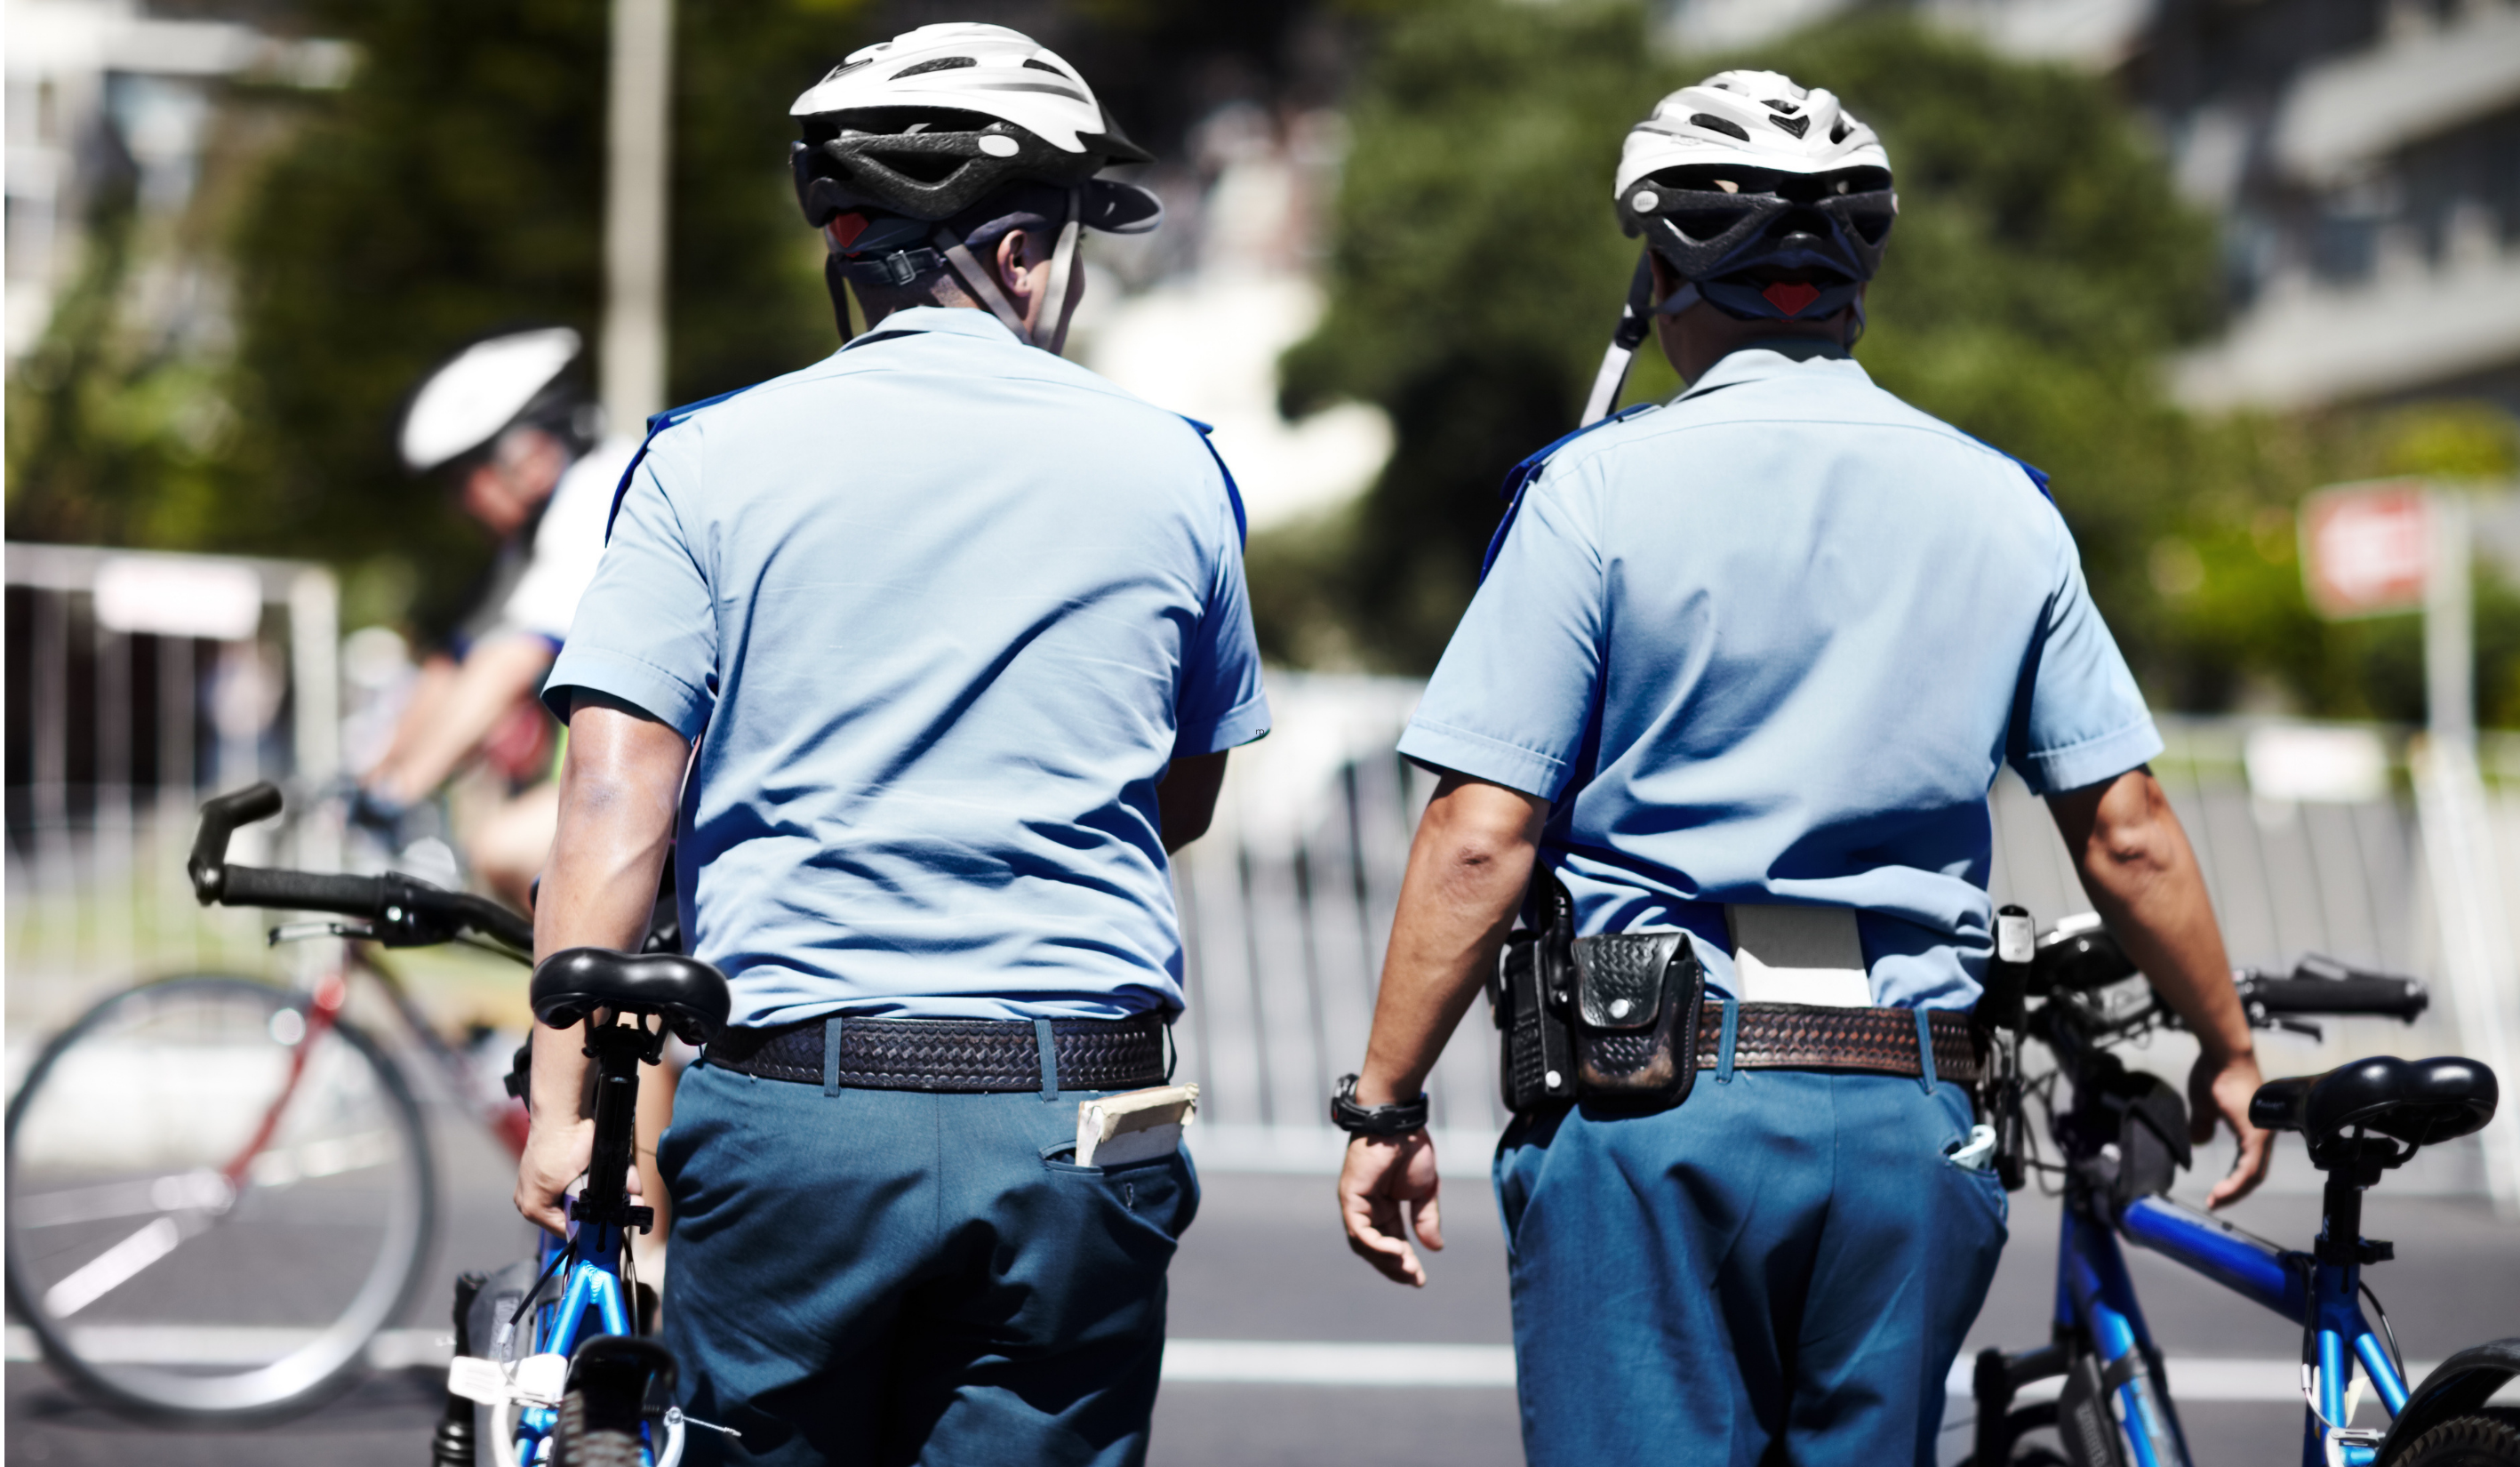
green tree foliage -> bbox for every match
[229,0,861,634]
[1273,0,2520,725]
[11,0,867,636]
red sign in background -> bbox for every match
[2300,480,2431,619]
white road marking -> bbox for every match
[42,1215,188,1318]
[0,1326,2438,1402]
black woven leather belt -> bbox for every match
[1692,1003,1982,1084]
[703,1012,1168,1094]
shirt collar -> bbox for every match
[843,304,1025,351]
[1677,339,1869,401]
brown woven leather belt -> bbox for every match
[703,1013,1168,1094]
[1694,1003,1980,1084]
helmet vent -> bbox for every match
[1021,58,1070,76]
[1769,114,1810,139]
[1690,113,1750,142]
[1762,99,1799,114]
[1830,119,1851,143]
[892,56,977,78]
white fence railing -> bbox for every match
[1178,676,2520,1202]
[5,542,338,1035]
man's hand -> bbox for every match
[2191,1048,2271,1209]
[1338,1131,1444,1287]
[515,1112,594,1236]
[2050,767,2270,1206]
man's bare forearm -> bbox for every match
[372,636,556,806]
[527,696,692,1126]
[2049,768,2252,1061]
[1355,774,1548,1107]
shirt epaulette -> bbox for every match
[604,385,759,542]
[1480,403,1659,581]
[1177,416,1248,549]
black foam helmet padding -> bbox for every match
[1618,164,1895,322]
[790,108,1151,228]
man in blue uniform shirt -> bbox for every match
[1332,71,2268,1465]
[515,25,1267,1465]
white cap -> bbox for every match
[1615,69,1890,198]
[397,327,581,473]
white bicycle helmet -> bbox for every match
[1580,70,1897,424]
[398,327,585,474]
[788,23,1161,350]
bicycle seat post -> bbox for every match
[572,1018,660,1239]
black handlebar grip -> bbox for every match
[188,782,284,903]
[2244,974,2428,1022]
[219,865,387,918]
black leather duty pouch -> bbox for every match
[1569,931,1706,1110]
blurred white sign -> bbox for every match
[93,555,262,639]
[2243,724,2389,804]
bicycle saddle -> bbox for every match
[532,948,730,1046]
[2248,1056,2497,1169]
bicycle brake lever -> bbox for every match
[268,920,378,946]
[2272,1015,2325,1041]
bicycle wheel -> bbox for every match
[550,1388,646,1467]
[4,973,436,1422]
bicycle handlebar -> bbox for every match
[188,782,534,953]
[2237,964,2427,1023]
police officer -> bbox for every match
[365,326,631,912]
[516,23,1267,1465]
[1332,71,2269,1464]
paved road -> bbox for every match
[11,1110,2516,1466]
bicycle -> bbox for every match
[1962,909,2514,1467]
[4,782,547,1423]
[445,946,730,1467]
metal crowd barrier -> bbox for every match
[1176,674,2517,1203]
[4,542,339,1044]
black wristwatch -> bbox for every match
[1330,1074,1430,1139]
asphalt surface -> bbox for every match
[10,1107,2516,1467]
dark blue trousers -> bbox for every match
[655,1062,1197,1467]
[1495,1067,2006,1467]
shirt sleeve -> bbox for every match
[1173,477,1271,756]
[498,439,631,646]
[540,429,719,738]
[2007,525,2163,794]
[1396,457,1604,799]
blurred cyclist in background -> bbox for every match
[359,326,634,914]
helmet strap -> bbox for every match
[822,253,857,346]
[1037,188,1084,356]
[934,226,1034,341]
[1581,250,1700,427]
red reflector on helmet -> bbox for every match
[829,212,870,249]
[1762,281,1822,317]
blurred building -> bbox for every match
[1077,101,1394,533]
[4,0,348,357]
[1659,0,2520,413]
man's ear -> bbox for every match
[994,228,1036,295]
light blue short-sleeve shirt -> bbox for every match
[1397,343,2160,1010]
[547,308,1269,1027]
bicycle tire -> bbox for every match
[4,973,436,1423]
[2388,1409,2520,1466]
[551,1386,647,1467]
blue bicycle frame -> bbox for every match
[1976,1180,2411,1467]
[510,1222,643,1463]
[2092,1194,2403,1466]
